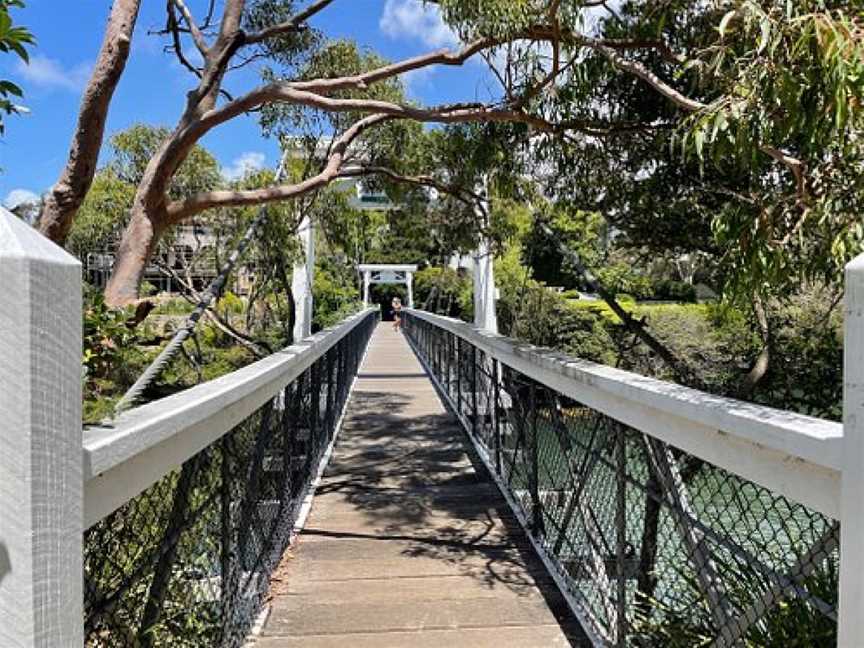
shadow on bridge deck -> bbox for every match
[256,322,588,647]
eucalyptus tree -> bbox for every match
[27,0,862,310]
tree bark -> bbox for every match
[37,0,141,245]
[103,203,163,305]
[739,292,772,398]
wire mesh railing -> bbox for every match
[404,310,839,647]
[83,311,376,647]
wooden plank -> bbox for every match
[255,626,582,648]
[262,324,580,646]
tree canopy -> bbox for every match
[8,0,858,311]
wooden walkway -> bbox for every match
[257,322,585,647]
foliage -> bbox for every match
[109,124,221,201]
[496,256,618,365]
[261,38,406,140]
[652,279,698,303]
[746,562,838,647]
[414,266,472,318]
[0,0,33,135]
[595,263,655,300]
[244,0,320,68]
[522,205,607,290]
[67,170,136,258]
[152,296,195,316]
[160,326,254,387]
[82,286,149,422]
[678,5,864,299]
[312,266,362,330]
[631,540,838,646]
[68,125,222,260]
[460,0,864,306]
[752,287,844,419]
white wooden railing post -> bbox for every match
[292,215,315,342]
[406,270,414,309]
[472,178,497,334]
[0,208,83,647]
[839,252,864,647]
[362,270,370,307]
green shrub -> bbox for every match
[82,285,152,423]
[414,266,472,318]
[497,268,618,365]
[153,297,195,316]
[754,289,843,420]
[313,268,361,330]
[651,279,698,303]
[595,263,654,299]
[217,291,245,315]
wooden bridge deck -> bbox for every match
[257,322,585,647]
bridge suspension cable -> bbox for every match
[113,153,290,415]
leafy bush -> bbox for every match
[414,266,472,318]
[652,279,698,303]
[313,268,362,330]
[755,288,843,420]
[153,296,195,316]
[623,303,754,394]
[82,286,152,422]
[497,263,618,365]
[595,263,654,300]
[216,291,245,315]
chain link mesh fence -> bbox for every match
[405,312,839,647]
[83,312,376,646]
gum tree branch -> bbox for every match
[37,0,142,245]
[164,113,393,222]
[245,0,338,44]
[170,0,209,55]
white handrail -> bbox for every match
[406,308,843,519]
[83,308,377,528]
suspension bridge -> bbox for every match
[1,211,862,646]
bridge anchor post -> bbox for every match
[0,208,83,647]
[840,252,864,646]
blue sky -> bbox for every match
[0,0,495,206]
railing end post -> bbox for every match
[839,252,864,647]
[0,208,83,647]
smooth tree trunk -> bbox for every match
[103,4,245,306]
[37,0,141,245]
[104,202,163,305]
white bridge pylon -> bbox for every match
[359,264,418,309]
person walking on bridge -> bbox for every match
[392,296,402,332]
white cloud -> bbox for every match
[3,189,40,209]
[15,55,92,93]
[402,65,436,93]
[222,152,267,181]
[380,0,459,49]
